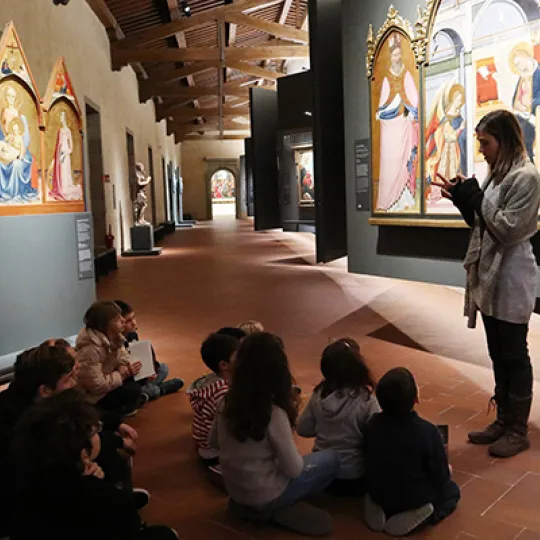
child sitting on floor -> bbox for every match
[210,332,340,537]
[187,331,242,466]
[76,301,143,417]
[363,367,460,537]
[297,338,380,496]
[115,300,184,400]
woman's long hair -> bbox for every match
[476,110,527,182]
[223,332,299,442]
[314,338,375,399]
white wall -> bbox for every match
[0,0,182,248]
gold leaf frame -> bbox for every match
[366,6,417,79]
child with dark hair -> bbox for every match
[363,367,460,537]
[217,326,247,340]
[76,301,143,416]
[297,338,379,496]
[211,333,340,536]
[114,300,184,400]
[0,342,148,517]
[9,390,178,540]
[187,331,242,465]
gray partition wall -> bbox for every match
[342,0,473,288]
[250,87,281,231]
[0,212,96,358]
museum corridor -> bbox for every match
[96,221,540,540]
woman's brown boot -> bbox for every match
[468,396,506,445]
[489,395,531,458]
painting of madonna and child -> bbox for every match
[371,31,421,215]
[425,0,540,215]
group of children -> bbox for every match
[188,322,461,537]
[0,307,461,539]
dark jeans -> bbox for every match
[97,380,142,416]
[427,480,461,525]
[482,315,533,402]
[326,477,366,497]
[97,430,132,492]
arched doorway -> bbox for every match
[210,168,236,219]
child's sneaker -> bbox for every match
[160,378,185,396]
[364,493,386,532]
[384,503,434,537]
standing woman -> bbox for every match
[434,110,540,458]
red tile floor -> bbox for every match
[98,220,540,540]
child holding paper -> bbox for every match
[76,301,143,417]
[115,300,184,400]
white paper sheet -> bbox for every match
[128,340,155,382]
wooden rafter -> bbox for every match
[183,135,247,141]
[172,121,251,136]
[112,0,281,50]
[223,12,308,43]
[154,85,250,98]
[113,43,309,65]
[169,106,250,122]
[139,61,219,102]
[173,114,249,125]
[86,0,148,79]
[226,61,283,81]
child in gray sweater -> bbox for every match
[297,338,380,496]
[211,332,340,536]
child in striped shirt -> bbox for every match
[187,331,244,465]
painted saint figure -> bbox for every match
[0,83,38,202]
[49,111,80,200]
[376,32,419,212]
[510,46,540,162]
[426,82,467,202]
[134,162,152,226]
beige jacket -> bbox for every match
[75,328,130,404]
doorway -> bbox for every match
[85,104,106,252]
[210,169,236,220]
[126,132,136,224]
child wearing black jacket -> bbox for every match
[363,367,460,537]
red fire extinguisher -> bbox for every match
[105,224,115,250]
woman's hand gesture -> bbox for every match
[432,173,466,199]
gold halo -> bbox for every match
[509,42,535,75]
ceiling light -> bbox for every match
[180,1,191,16]
[52,0,70,4]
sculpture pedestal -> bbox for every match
[122,225,162,257]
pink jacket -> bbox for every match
[75,328,130,404]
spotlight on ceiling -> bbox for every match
[180,1,192,17]
[52,0,70,4]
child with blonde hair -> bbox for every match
[237,320,264,335]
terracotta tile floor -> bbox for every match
[98,220,540,539]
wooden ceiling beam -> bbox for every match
[155,86,250,98]
[113,44,309,65]
[182,135,248,141]
[226,60,283,81]
[86,0,124,40]
[173,122,251,137]
[222,12,309,43]
[112,0,278,51]
[86,0,148,79]
[169,106,250,122]
[139,61,219,101]
[173,114,250,125]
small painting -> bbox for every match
[295,148,315,206]
[371,29,420,214]
[0,24,34,90]
[211,169,235,201]
[45,102,83,201]
[43,58,84,204]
